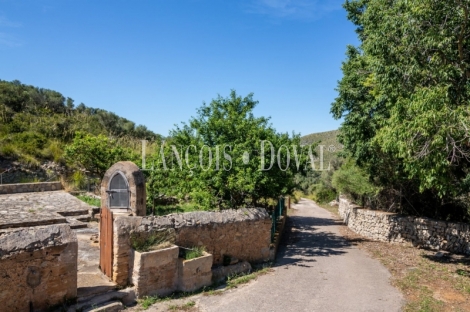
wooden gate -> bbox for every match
[100,206,113,278]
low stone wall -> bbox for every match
[0,224,78,311]
[0,181,62,194]
[339,197,470,254]
[112,208,272,286]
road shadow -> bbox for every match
[274,215,353,268]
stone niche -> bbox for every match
[101,161,146,216]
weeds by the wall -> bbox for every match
[130,229,175,252]
[183,246,206,260]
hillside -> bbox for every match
[301,129,340,147]
[301,129,342,167]
[0,79,161,168]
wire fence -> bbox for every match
[271,196,286,242]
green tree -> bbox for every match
[147,91,305,209]
[332,0,470,216]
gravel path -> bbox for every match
[195,198,404,312]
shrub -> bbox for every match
[184,246,206,260]
[0,143,17,157]
[72,171,86,189]
[312,183,336,203]
[13,131,47,157]
[130,230,174,252]
[332,160,377,200]
[43,140,63,163]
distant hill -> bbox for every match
[301,129,342,166]
[301,129,339,146]
[0,79,161,167]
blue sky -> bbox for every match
[0,0,358,137]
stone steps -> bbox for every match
[67,288,135,312]
[58,209,90,217]
[66,218,88,229]
[76,214,91,222]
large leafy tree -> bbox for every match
[147,91,304,209]
[332,0,470,216]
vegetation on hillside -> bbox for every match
[331,0,470,221]
[301,129,339,146]
[0,79,160,169]
[0,81,306,212]
[295,130,343,204]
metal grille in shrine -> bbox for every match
[107,172,129,208]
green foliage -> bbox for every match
[332,159,378,200]
[226,267,271,288]
[147,91,306,209]
[310,183,337,204]
[64,132,138,176]
[332,0,470,216]
[130,230,174,252]
[294,130,344,203]
[43,140,64,163]
[294,170,321,194]
[301,129,339,146]
[76,195,101,207]
[183,246,206,260]
[150,202,201,216]
[139,296,160,310]
[0,79,161,168]
[72,171,87,189]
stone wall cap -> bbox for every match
[169,208,269,228]
[0,223,76,258]
[121,207,270,229]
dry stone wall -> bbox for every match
[0,224,78,311]
[339,197,470,254]
[112,208,272,286]
[0,181,62,194]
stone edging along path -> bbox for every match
[339,196,470,255]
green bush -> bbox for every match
[332,160,377,199]
[43,140,63,163]
[72,171,86,189]
[130,230,174,252]
[0,143,17,157]
[312,183,336,203]
[13,132,47,157]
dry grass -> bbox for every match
[168,301,197,311]
[315,201,340,217]
[339,225,470,311]
[226,267,273,288]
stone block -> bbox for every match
[132,245,179,298]
[212,261,251,283]
[0,224,77,311]
[177,252,213,292]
